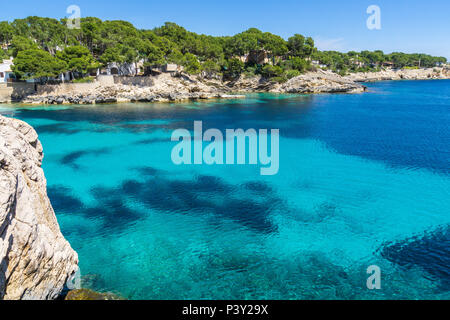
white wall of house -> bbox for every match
[0,58,14,83]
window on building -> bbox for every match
[0,72,4,78]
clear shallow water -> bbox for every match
[1,80,449,299]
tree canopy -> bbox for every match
[0,16,446,81]
[12,49,67,79]
[56,45,99,73]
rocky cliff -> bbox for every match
[22,73,233,105]
[345,67,450,82]
[227,70,366,94]
[0,115,78,300]
[278,70,366,93]
[19,70,366,105]
[5,68,450,106]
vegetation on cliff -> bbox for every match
[0,17,447,82]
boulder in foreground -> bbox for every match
[0,115,79,300]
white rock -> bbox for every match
[0,115,78,300]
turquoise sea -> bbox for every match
[1,80,449,299]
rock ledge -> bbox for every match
[0,115,78,300]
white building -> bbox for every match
[104,60,145,76]
[0,58,14,83]
[311,60,328,69]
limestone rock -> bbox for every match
[0,115,79,300]
[19,70,371,105]
[279,70,366,94]
[65,289,124,300]
[225,70,366,94]
[345,67,450,82]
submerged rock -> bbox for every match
[380,225,449,289]
[0,115,79,300]
[65,289,124,300]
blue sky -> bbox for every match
[1,0,449,58]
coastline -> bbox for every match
[345,67,450,82]
[1,70,367,105]
[1,67,449,106]
[1,76,449,301]
[1,7,449,303]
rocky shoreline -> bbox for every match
[0,115,78,300]
[4,68,450,106]
[13,70,366,105]
[345,67,450,82]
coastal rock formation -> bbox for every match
[226,70,366,94]
[0,115,78,300]
[20,70,366,105]
[278,70,366,93]
[5,68,450,106]
[22,73,233,105]
[345,67,450,82]
[65,289,124,300]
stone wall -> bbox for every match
[114,76,154,87]
[97,75,114,86]
[36,83,98,95]
[0,83,36,103]
[34,77,155,96]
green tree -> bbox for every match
[142,41,165,65]
[79,17,103,53]
[183,53,202,74]
[4,15,447,80]
[226,31,259,57]
[12,49,67,80]
[285,69,301,79]
[202,60,220,74]
[9,36,38,57]
[303,37,316,58]
[0,49,7,62]
[0,21,14,44]
[261,32,288,57]
[282,57,310,73]
[100,46,126,64]
[288,35,316,58]
[57,45,99,74]
[166,49,185,65]
[11,17,66,54]
[287,34,306,57]
[223,58,244,79]
[260,64,284,78]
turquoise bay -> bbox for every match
[1,80,449,299]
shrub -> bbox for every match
[261,64,284,78]
[72,76,95,83]
[223,58,245,79]
[183,53,202,75]
[285,69,301,79]
[271,76,288,83]
[281,57,310,73]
